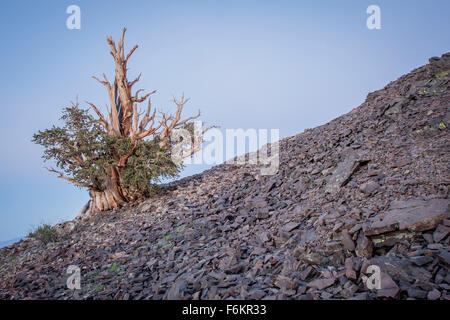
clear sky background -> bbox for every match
[0,0,449,242]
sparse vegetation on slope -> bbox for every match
[28,224,59,245]
[1,53,449,300]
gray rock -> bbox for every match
[355,232,373,259]
[282,222,300,232]
[341,229,355,251]
[365,198,450,236]
[427,289,441,300]
[438,252,450,265]
[377,273,400,299]
[325,158,366,194]
[359,181,379,195]
[307,278,335,290]
[410,256,433,266]
[167,280,188,300]
[407,288,427,299]
[433,224,450,242]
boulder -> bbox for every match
[365,198,450,236]
[325,157,368,194]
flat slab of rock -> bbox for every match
[433,224,450,242]
[307,278,335,290]
[282,222,300,232]
[167,279,187,300]
[438,251,450,265]
[410,255,433,266]
[365,198,450,236]
[369,256,434,290]
[377,273,400,298]
[325,157,366,194]
[355,231,373,258]
[360,180,379,195]
[427,289,441,300]
[340,229,355,251]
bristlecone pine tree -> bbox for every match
[33,28,211,214]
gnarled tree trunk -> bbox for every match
[46,28,205,216]
[89,166,132,213]
[89,187,126,213]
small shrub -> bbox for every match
[176,224,186,235]
[109,263,120,274]
[28,224,59,244]
[164,234,174,241]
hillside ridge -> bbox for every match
[0,53,449,300]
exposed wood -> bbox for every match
[159,94,201,147]
[45,167,89,188]
[60,28,206,214]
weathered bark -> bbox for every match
[88,166,131,213]
[89,188,125,213]
[76,28,206,215]
[89,184,128,214]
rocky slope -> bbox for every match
[0,53,449,300]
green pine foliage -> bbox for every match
[32,104,182,195]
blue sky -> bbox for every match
[0,0,449,241]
